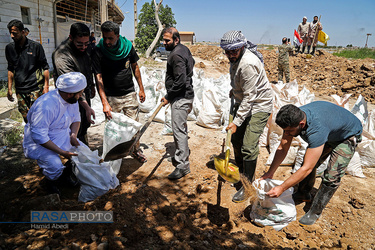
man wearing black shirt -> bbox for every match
[5,19,49,123]
[92,21,147,163]
[52,22,96,146]
[161,27,195,180]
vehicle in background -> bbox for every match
[155,46,170,58]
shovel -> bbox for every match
[104,102,164,161]
[214,115,240,183]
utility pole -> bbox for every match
[134,0,138,37]
[365,33,372,48]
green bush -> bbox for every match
[2,125,24,146]
[333,48,375,59]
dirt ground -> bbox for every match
[1,46,375,249]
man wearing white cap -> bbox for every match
[297,16,309,53]
[23,72,87,194]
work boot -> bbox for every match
[311,47,316,56]
[299,183,338,226]
[301,46,306,54]
[232,159,256,203]
[306,46,311,54]
[293,168,316,203]
[58,160,79,187]
[45,179,61,195]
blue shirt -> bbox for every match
[300,101,362,148]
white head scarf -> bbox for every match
[56,72,87,93]
[220,30,264,64]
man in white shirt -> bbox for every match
[220,31,273,203]
[23,72,87,195]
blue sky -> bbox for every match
[119,0,375,47]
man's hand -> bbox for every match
[61,150,78,160]
[226,122,237,134]
[103,103,113,120]
[7,89,14,102]
[139,90,146,103]
[161,97,169,106]
[86,107,96,124]
[43,85,49,94]
[260,171,274,181]
[266,185,286,198]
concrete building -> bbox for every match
[179,31,195,45]
[0,0,124,81]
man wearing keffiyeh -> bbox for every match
[220,31,273,203]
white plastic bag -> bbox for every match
[71,144,120,202]
[102,112,142,160]
[346,151,366,178]
[250,179,296,231]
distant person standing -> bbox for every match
[89,31,96,52]
[161,27,195,180]
[5,19,49,123]
[52,22,96,146]
[307,16,323,55]
[92,21,147,163]
[278,37,294,83]
[297,16,309,53]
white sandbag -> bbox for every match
[71,144,120,202]
[250,179,296,231]
[331,94,352,110]
[196,88,223,129]
[102,112,142,160]
[346,151,366,178]
[90,88,106,126]
[357,139,375,168]
[351,95,368,125]
[161,105,173,135]
[266,132,299,166]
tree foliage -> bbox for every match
[134,1,176,53]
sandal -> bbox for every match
[132,149,147,163]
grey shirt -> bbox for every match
[229,49,273,127]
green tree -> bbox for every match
[134,1,176,53]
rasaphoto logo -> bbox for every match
[31,211,113,223]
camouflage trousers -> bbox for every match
[306,135,361,188]
[16,84,44,123]
[278,62,290,83]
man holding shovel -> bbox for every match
[307,16,323,56]
[220,31,273,203]
[92,21,147,163]
[161,27,195,180]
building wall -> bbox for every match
[0,0,54,81]
[180,34,194,45]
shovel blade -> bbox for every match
[214,157,240,183]
[104,139,136,161]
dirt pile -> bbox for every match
[188,45,375,104]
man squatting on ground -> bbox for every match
[52,22,96,146]
[92,21,147,163]
[297,16,309,54]
[23,72,87,195]
[261,101,362,225]
[278,37,294,83]
[307,15,323,56]
[5,19,50,123]
[161,27,195,180]
[220,31,273,203]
